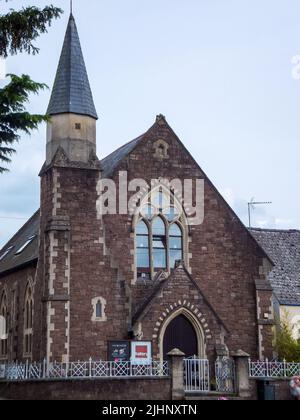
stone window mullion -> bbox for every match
[166,223,170,273]
[149,222,154,279]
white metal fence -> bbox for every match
[249,360,300,379]
[1,359,170,382]
[184,358,210,393]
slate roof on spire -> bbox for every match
[47,14,98,119]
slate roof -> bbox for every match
[250,228,300,306]
[47,14,98,119]
[101,134,145,177]
[0,211,39,276]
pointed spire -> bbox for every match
[47,14,98,119]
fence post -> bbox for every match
[89,358,92,378]
[266,358,269,378]
[25,359,29,380]
[232,350,251,399]
[283,359,287,378]
[43,359,46,379]
[167,348,185,401]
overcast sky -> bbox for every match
[0,0,300,248]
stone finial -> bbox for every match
[156,114,167,126]
[231,349,250,358]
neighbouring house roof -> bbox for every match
[0,211,39,276]
[250,228,300,306]
[47,14,98,120]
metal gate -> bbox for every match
[184,357,210,393]
[215,357,236,393]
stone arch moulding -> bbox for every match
[153,300,212,361]
[24,276,35,299]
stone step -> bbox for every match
[185,392,241,401]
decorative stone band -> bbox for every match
[45,216,71,233]
[42,295,70,303]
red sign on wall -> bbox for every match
[131,341,152,365]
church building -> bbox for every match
[0,14,276,366]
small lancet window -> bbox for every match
[24,285,33,356]
[92,297,107,322]
[96,300,102,319]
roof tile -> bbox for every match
[250,228,300,306]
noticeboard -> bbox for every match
[108,341,130,362]
[130,341,152,365]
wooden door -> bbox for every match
[163,315,198,359]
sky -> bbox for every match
[0,0,300,248]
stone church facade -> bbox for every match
[0,14,276,366]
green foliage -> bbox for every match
[276,317,300,362]
[0,2,63,57]
[0,74,48,173]
[0,1,63,172]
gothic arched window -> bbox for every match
[136,189,184,279]
[24,285,33,356]
[0,292,8,359]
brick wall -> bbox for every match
[254,379,294,401]
[0,378,171,400]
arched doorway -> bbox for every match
[163,314,198,359]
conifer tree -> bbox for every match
[0,2,63,172]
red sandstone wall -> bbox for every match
[0,378,171,401]
[102,120,269,358]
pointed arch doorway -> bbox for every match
[160,310,205,360]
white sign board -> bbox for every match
[130,341,152,365]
